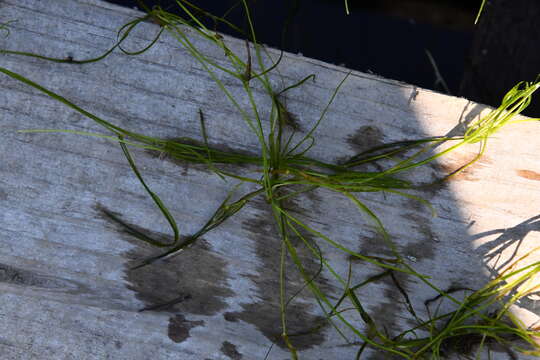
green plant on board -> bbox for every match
[475,0,488,24]
[0,1,539,359]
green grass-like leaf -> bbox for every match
[2,1,540,358]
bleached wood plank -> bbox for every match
[0,1,539,359]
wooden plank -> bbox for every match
[0,0,539,359]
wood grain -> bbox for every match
[0,1,539,359]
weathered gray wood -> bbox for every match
[0,0,539,359]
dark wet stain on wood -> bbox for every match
[357,213,436,340]
[125,238,233,316]
[338,125,392,171]
[517,169,540,181]
[249,188,323,229]
[168,314,204,343]
[357,231,395,259]
[347,125,384,153]
[126,240,233,315]
[278,186,323,219]
[227,206,330,351]
[100,199,213,346]
[400,213,436,260]
[0,263,85,293]
[368,271,412,339]
[220,341,243,360]
[96,205,234,316]
[354,216,436,339]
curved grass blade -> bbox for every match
[287,71,351,157]
[132,186,263,269]
[118,135,180,248]
[1,15,154,64]
[0,20,16,38]
[475,0,487,24]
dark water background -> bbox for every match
[104,0,481,95]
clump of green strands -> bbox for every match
[1,1,540,358]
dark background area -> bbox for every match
[105,0,539,115]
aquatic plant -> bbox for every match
[1,1,539,358]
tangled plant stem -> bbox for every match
[1,1,540,358]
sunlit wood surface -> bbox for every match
[1,1,539,359]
